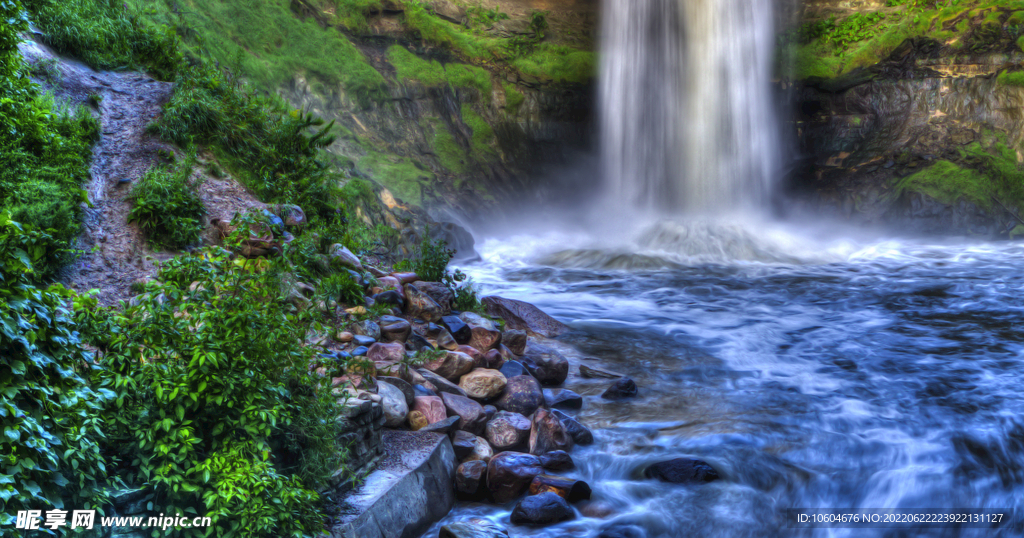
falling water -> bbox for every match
[599,0,781,211]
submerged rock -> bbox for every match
[644,458,720,483]
[602,377,638,399]
[580,364,623,379]
[544,388,583,409]
[439,519,509,538]
[510,491,575,526]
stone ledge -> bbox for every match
[327,431,456,538]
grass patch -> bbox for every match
[130,0,387,105]
[894,160,993,208]
[445,63,492,98]
[356,151,434,205]
[387,45,492,98]
[430,121,469,174]
[893,139,1024,211]
[502,82,525,113]
[512,43,596,84]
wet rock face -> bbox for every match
[495,375,544,417]
[521,343,569,386]
[482,297,569,338]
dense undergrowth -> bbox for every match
[785,0,1024,79]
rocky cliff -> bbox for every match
[782,0,1024,237]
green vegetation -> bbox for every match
[997,69,1024,87]
[0,217,111,528]
[387,45,492,97]
[431,120,469,174]
[788,0,1024,80]
[129,0,387,103]
[25,0,181,79]
[356,151,434,205]
[461,104,497,158]
[1,1,100,278]
[72,244,351,537]
[503,82,525,113]
[128,156,206,249]
[892,137,1024,212]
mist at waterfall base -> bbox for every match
[418,0,1024,536]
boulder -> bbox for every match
[366,342,405,376]
[482,296,569,338]
[529,475,592,503]
[539,450,574,471]
[412,281,454,312]
[521,343,569,386]
[392,272,419,284]
[602,377,638,399]
[378,316,412,343]
[644,458,720,484]
[379,377,415,408]
[485,411,531,451]
[499,360,531,379]
[404,284,443,322]
[463,434,494,464]
[354,320,381,340]
[420,415,460,438]
[454,461,489,501]
[459,312,501,352]
[459,369,507,400]
[529,408,574,456]
[435,328,459,351]
[494,376,544,417]
[378,276,404,295]
[441,315,472,343]
[442,392,488,435]
[544,388,583,410]
[486,452,544,503]
[482,349,505,370]
[328,243,362,271]
[353,334,376,347]
[455,345,483,365]
[501,329,528,355]
[580,364,623,379]
[406,333,433,352]
[423,351,475,382]
[439,519,508,538]
[552,409,594,445]
[273,204,306,227]
[416,368,468,397]
[509,492,574,526]
[377,380,409,428]
[407,410,428,430]
[412,395,446,424]
[452,430,478,460]
[372,289,404,309]
[498,344,517,362]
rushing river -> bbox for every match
[423,217,1024,538]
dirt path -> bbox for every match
[19,39,264,305]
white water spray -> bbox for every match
[599,0,781,211]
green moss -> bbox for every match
[512,43,596,84]
[431,123,468,174]
[387,45,445,86]
[502,82,525,113]
[460,104,497,159]
[894,160,993,209]
[1018,35,1024,52]
[331,0,383,31]
[997,70,1024,87]
[401,1,504,61]
[130,0,386,105]
[1010,11,1024,25]
[445,63,492,98]
[355,151,434,205]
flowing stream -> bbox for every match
[424,219,1024,537]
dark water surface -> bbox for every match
[424,220,1024,537]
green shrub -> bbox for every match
[0,216,111,527]
[413,236,453,282]
[318,271,365,306]
[128,156,207,249]
[75,248,347,537]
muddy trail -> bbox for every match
[19,38,264,305]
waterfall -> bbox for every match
[599,0,781,212]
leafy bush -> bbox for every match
[75,248,346,536]
[1,2,100,277]
[0,216,111,527]
[127,156,206,249]
[318,271,365,306]
[413,236,454,282]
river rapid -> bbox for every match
[424,216,1024,538]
